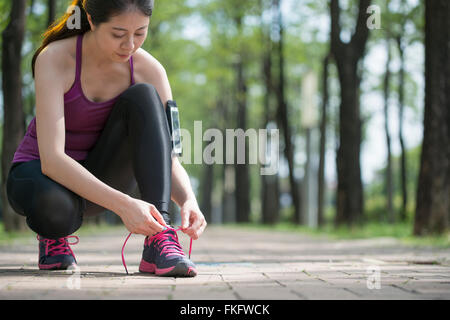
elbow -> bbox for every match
[40,160,51,176]
[40,154,61,176]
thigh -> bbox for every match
[81,98,137,217]
[6,159,85,217]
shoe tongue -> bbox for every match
[165,227,176,234]
[162,228,177,239]
[150,227,174,240]
[160,226,176,234]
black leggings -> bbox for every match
[6,83,173,239]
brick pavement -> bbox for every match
[0,226,449,300]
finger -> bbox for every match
[182,223,196,239]
[150,219,164,233]
[151,205,168,227]
[149,206,166,231]
[180,209,190,229]
[197,220,207,237]
[192,217,207,239]
[144,215,163,235]
[190,215,204,236]
[135,226,150,236]
[182,214,196,235]
[145,224,161,237]
[185,226,200,240]
[135,221,155,236]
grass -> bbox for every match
[0,222,126,246]
[0,224,34,245]
[1,221,449,248]
[222,221,450,248]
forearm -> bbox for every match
[42,154,130,216]
[170,157,198,207]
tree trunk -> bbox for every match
[318,54,331,227]
[48,0,56,27]
[201,154,214,224]
[222,164,236,223]
[274,0,301,224]
[221,84,236,224]
[383,38,394,223]
[1,0,28,232]
[414,0,449,236]
[234,14,251,223]
[330,0,370,226]
[395,35,408,222]
[260,0,280,224]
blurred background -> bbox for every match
[0,0,448,240]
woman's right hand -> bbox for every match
[117,196,167,236]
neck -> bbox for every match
[83,30,116,69]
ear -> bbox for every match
[86,13,95,31]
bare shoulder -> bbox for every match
[132,48,173,103]
[132,48,167,84]
[34,37,76,90]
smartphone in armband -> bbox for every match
[166,100,182,156]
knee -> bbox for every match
[120,83,162,110]
[120,83,167,125]
[28,189,83,239]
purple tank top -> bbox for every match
[12,33,135,163]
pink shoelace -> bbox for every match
[121,227,193,275]
[37,235,79,256]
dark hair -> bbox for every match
[31,0,154,78]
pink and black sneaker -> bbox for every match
[138,227,197,277]
[37,235,79,270]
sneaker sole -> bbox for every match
[139,259,197,277]
[38,262,77,270]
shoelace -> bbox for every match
[147,228,185,257]
[37,235,79,257]
[121,227,193,275]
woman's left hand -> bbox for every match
[180,199,207,240]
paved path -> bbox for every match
[0,226,449,300]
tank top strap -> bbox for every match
[129,55,135,85]
[75,33,83,84]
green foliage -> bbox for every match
[0,1,11,30]
[365,144,421,222]
[0,0,430,234]
[0,222,33,245]
[224,222,450,248]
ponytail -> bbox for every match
[31,0,90,78]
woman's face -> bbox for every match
[88,9,150,62]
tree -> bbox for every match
[414,0,449,235]
[330,0,370,226]
[383,37,394,223]
[260,0,280,224]
[200,143,214,224]
[233,10,251,223]
[274,0,302,224]
[47,0,56,27]
[395,0,424,222]
[1,0,28,231]
[395,33,408,222]
[318,53,331,227]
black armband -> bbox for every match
[166,100,182,156]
